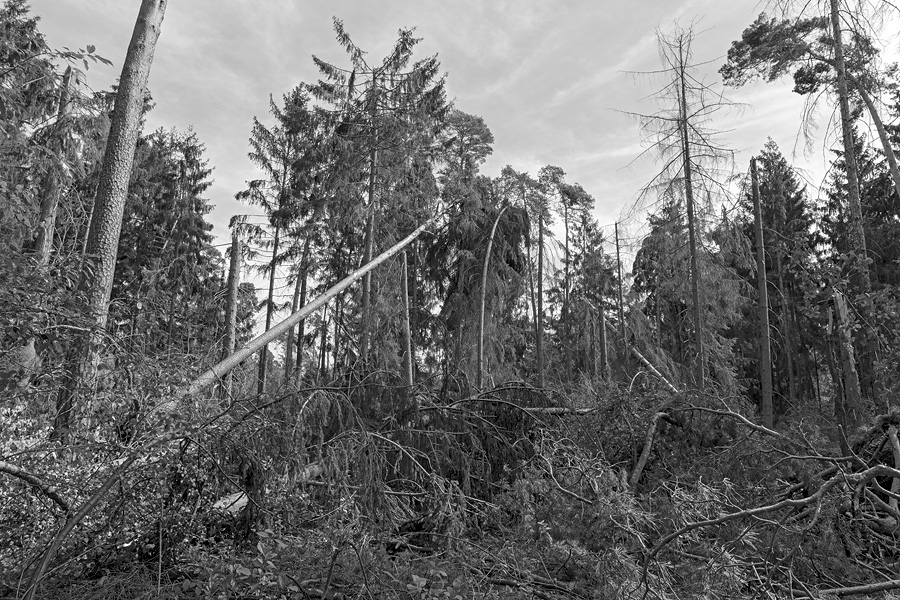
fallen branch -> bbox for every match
[629,412,668,492]
[630,347,679,394]
[642,464,900,582]
[524,407,597,415]
[673,405,818,456]
[821,578,900,597]
[0,460,70,513]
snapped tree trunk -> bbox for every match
[54,0,167,440]
[833,288,862,434]
[752,158,774,428]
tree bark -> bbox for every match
[54,0,167,440]
[752,158,774,428]
[833,288,862,432]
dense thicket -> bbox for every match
[2,3,900,599]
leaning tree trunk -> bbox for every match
[54,0,167,441]
[851,79,900,204]
[182,215,439,399]
[477,205,508,389]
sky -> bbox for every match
[30,0,852,260]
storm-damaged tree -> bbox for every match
[622,24,737,389]
[720,3,888,293]
[307,18,447,367]
[54,0,167,440]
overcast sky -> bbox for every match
[31,0,846,257]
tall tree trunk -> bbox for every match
[257,222,280,395]
[332,294,341,378]
[771,164,797,405]
[359,77,379,365]
[829,0,870,293]
[401,250,414,387]
[615,222,626,344]
[294,239,311,384]
[563,203,571,381]
[33,66,74,265]
[477,205,508,389]
[678,43,704,388]
[655,289,662,350]
[521,185,539,346]
[318,305,329,379]
[284,270,301,384]
[599,301,609,380]
[536,210,545,387]
[221,228,241,399]
[752,159,774,429]
[54,0,167,441]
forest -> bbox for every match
[3,0,900,598]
